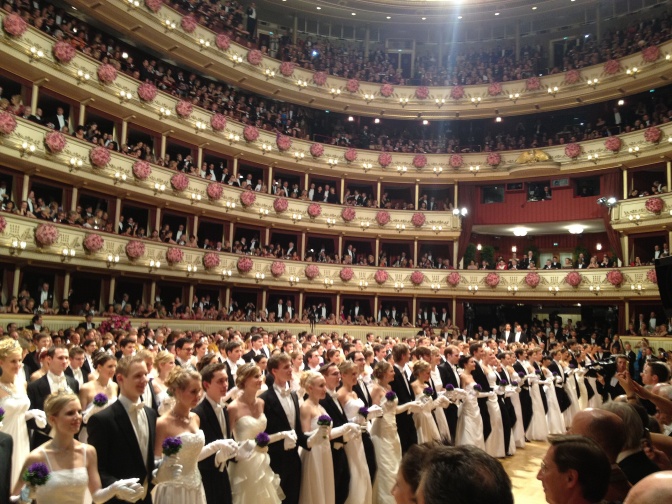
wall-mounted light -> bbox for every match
[231,54,244,65]
[512,227,527,237]
[468,285,478,293]
[198,38,210,49]
[162,18,177,30]
[628,214,641,224]
[154,182,166,194]
[297,79,308,89]
[548,286,560,294]
[587,78,598,88]
[396,224,406,233]
[69,157,83,171]
[364,93,375,104]
[118,90,133,102]
[360,221,370,230]
[511,246,517,253]
[20,141,36,157]
[326,218,336,227]
[596,243,602,251]
[293,151,305,161]
[29,46,45,59]
[328,158,338,167]
[587,153,599,163]
[358,280,368,290]
[255,272,266,282]
[324,278,334,288]
[631,284,644,293]
[114,171,127,184]
[259,208,269,218]
[477,244,482,251]
[191,193,202,203]
[292,213,302,223]
[431,225,443,234]
[126,0,140,7]
[547,86,559,96]
[76,69,91,83]
[264,68,275,79]
[106,253,120,267]
[260,143,272,153]
[225,201,237,211]
[507,285,518,293]
[289,275,300,286]
[433,166,443,175]
[149,259,161,271]
[159,107,171,118]
[435,98,446,108]
[628,146,640,156]
[470,96,481,106]
[589,285,601,294]
[397,165,407,174]
[399,97,409,107]
[453,207,468,217]
[10,239,27,255]
[187,264,198,275]
[430,283,441,292]
[330,88,341,97]
[194,120,207,132]
[221,269,233,279]
[362,162,372,172]
[394,281,404,291]
[568,224,584,234]
[626,67,639,77]
[509,93,520,103]
[469,165,479,175]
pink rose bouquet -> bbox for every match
[35,223,59,246]
[487,82,503,96]
[411,212,426,227]
[240,190,256,207]
[207,182,223,200]
[132,160,152,180]
[247,49,263,66]
[170,173,189,192]
[273,197,288,213]
[243,125,259,142]
[450,86,465,100]
[346,79,360,93]
[642,46,660,63]
[125,240,145,259]
[305,264,320,280]
[181,15,197,33]
[486,152,501,166]
[410,271,425,286]
[313,72,327,86]
[485,272,501,287]
[237,256,253,273]
[339,267,354,282]
[0,216,6,234]
[447,271,461,286]
[413,155,427,169]
[145,0,164,13]
[416,86,430,100]
[606,270,624,286]
[137,82,158,102]
[279,61,294,77]
[45,131,67,153]
[83,233,105,253]
[644,126,662,143]
[310,143,324,158]
[90,146,111,168]
[374,269,388,285]
[564,143,581,159]
[341,207,356,222]
[307,203,322,218]
[525,77,541,91]
[645,196,664,214]
[166,247,184,264]
[380,84,394,97]
[175,100,193,118]
[564,69,581,84]
[276,135,292,152]
[0,112,17,135]
[97,64,117,84]
[604,136,622,152]
[271,261,285,277]
[211,113,227,132]
[3,13,27,37]
[344,148,357,162]
[378,152,392,167]
[647,269,657,284]
[565,271,582,287]
[53,41,76,63]
[376,211,390,226]
[215,33,230,50]
[525,272,540,288]
[603,59,620,75]
[449,154,463,168]
[203,252,220,269]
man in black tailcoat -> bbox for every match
[348,351,378,483]
[390,344,419,453]
[438,346,460,441]
[513,348,533,431]
[469,343,492,440]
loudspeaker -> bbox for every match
[654,257,672,318]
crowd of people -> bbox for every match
[0,317,671,504]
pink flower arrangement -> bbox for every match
[304,264,320,280]
[276,135,292,152]
[35,223,59,246]
[604,136,622,152]
[271,261,286,277]
[3,13,27,37]
[642,45,660,63]
[525,272,541,288]
[645,196,664,214]
[525,77,541,91]
[410,271,425,286]
[243,125,259,142]
[449,154,463,168]
[211,113,227,132]
[339,267,354,282]
[45,131,67,153]
[411,212,426,227]
[564,69,581,84]
[203,252,220,269]
[449,86,465,100]
[647,269,658,284]
[413,155,427,169]
[487,82,503,96]
[341,207,356,222]
[310,143,324,158]
[447,271,461,286]
[564,143,581,159]
[374,269,388,285]
[125,240,145,259]
[307,203,322,218]
[175,100,193,118]
[644,126,662,143]
[485,272,501,287]
[237,256,253,273]
[606,270,624,286]
[132,160,152,180]
[313,71,327,86]
[83,233,105,253]
[346,79,360,93]
[215,33,230,50]
[247,49,263,65]
[0,112,17,135]
[344,148,357,162]
[240,190,256,207]
[416,86,430,100]
[89,146,111,168]
[207,182,223,200]
[486,152,501,166]
[97,64,117,84]
[565,271,582,287]
[604,59,621,75]
[273,197,289,212]
[170,173,189,192]
[145,0,164,13]
[376,211,391,226]
[137,82,158,102]
[279,61,294,77]
[166,247,184,264]
[378,152,392,167]
[181,15,197,33]
[99,315,131,334]
[0,216,6,234]
[380,84,394,97]
[53,41,76,63]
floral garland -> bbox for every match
[339,267,354,282]
[35,223,59,246]
[447,271,461,286]
[240,190,256,207]
[486,152,501,166]
[525,272,541,288]
[485,272,501,287]
[181,15,197,33]
[310,143,324,158]
[307,203,322,218]
[346,79,360,93]
[449,154,463,168]
[564,69,581,84]
[166,247,184,264]
[376,211,391,226]
[642,46,660,63]
[487,82,503,96]
[647,269,657,284]
[237,256,253,273]
[129,160,151,181]
[137,82,158,102]
[341,207,356,222]
[90,146,111,168]
[374,269,388,285]
[564,143,581,159]
[0,112,17,135]
[525,77,541,91]
[247,49,263,65]
[603,59,621,75]
[145,0,164,13]
[273,197,289,213]
[450,86,465,100]
[175,100,193,118]
[313,72,328,86]
[97,64,118,84]
[604,136,622,152]
[206,182,223,200]
[271,261,285,277]
[412,155,427,169]
[243,125,259,142]
[0,216,6,234]
[378,152,392,167]
[125,240,145,259]
[53,41,76,63]
[606,269,623,286]
[645,196,664,214]
[203,252,220,269]
[211,113,227,132]
[276,135,292,152]
[305,264,320,280]
[170,173,189,192]
[411,212,426,227]
[215,33,230,50]
[410,271,425,285]
[565,271,582,287]
[45,131,67,153]
[279,61,294,77]
[99,315,131,334]
[344,148,358,162]
[83,233,105,253]
[416,86,430,100]
[3,13,27,37]
[644,126,662,144]
[380,84,394,97]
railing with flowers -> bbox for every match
[611,193,672,231]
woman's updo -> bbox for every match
[235,363,260,389]
[93,351,116,369]
[372,360,391,380]
[153,350,175,370]
[0,338,21,360]
[300,370,323,391]
[44,392,79,419]
[412,360,430,377]
[165,366,201,395]
[338,360,356,376]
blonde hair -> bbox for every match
[0,338,22,360]
[412,360,431,376]
[153,350,175,370]
[300,370,323,390]
[338,360,356,376]
[372,360,391,380]
[165,367,201,395]
[235,363,261,389]
[44,392,79,418]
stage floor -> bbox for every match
[501,441,548,504]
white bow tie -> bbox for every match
[275,386,292,398]
[129,402,145,414]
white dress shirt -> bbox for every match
[205,395,228,435]
[118,394,149,467]
[273,383,296,427]
[47,371,71,393]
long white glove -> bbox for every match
[554,375,563,384]
[92,478,143,503]
[198,439,238,462]
[307,427,330,449]
[236,439,256,462]
[213,440,239,471]
[433,395,451,409]
[330,422,360,442]
[366,405,383,420]
[153,455,183,484]
[267,430,297,450]
[396,400,423,414]
[495,387,506,396]
[82,403,102,424]
[25,409,47,429]
[476,390,495,399]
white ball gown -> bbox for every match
[541,370,566,435]
[229,414,284,504]
[484,371,506,458]
[562,368,580,428]
[342,398,373,504]
[370,395,401,504]
[299,412,335,504]
[35,444,89,504]
[0,383,30,488]
[525,374,549,441]
[506,383,526,448]
[153,430,207,504]
[412,391,441,444]
[455,383,485,450]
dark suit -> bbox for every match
[437,362,459,441]
[507,332,528,345]
[471,361,492,440]
[496,368,517,452]
[260,387,308,504]
[27,374,80,448]
[353,381,377,483]
[0,432,12,504]
[22,350,41,377]
[77,321,97,331]
[192,399,232,504]
[88,400,157,504]
[65,365,90,386]
[513,361,533,431]
[320,394,351,504]
[618,450,661,485]
[390,365,418,453]
[223,362,236,390]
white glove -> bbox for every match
[92,478,143,503]
[395,400,420,414]
[366,405,383,420]
[554,375,563,384]
[82,404,101,424]
[476,390,493,399]
[496,387,506,396]
[330,422,360,442]
[307,427,330,449]
[153,455,183,484]
[214,440,239,471]
[236,439,255,462]
[283,430,298,450]
[198,439,237,462]
[408,401,425,414]
[26,409,47,429]
[267,430,295,446]
[433,395,450,409]
[343,422,361,442]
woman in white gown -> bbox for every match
[369,361,402,504]
[337,360,373,504]
[583,348,602,409]
[409,361,441,444]
[455,355,486,450]
[540,356,566,435]
[483,354,506,458]
[429,347,452,442]
[228,363,284,504]
[504,356,526,449]
[79,353,119,444]
[560,350,580,427]
[525,351,549,442]
[15,392,144,503]
[152,351,176,415]
[298,371,335,504]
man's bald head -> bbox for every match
[570,408,625,462]
[624,471,672,504]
